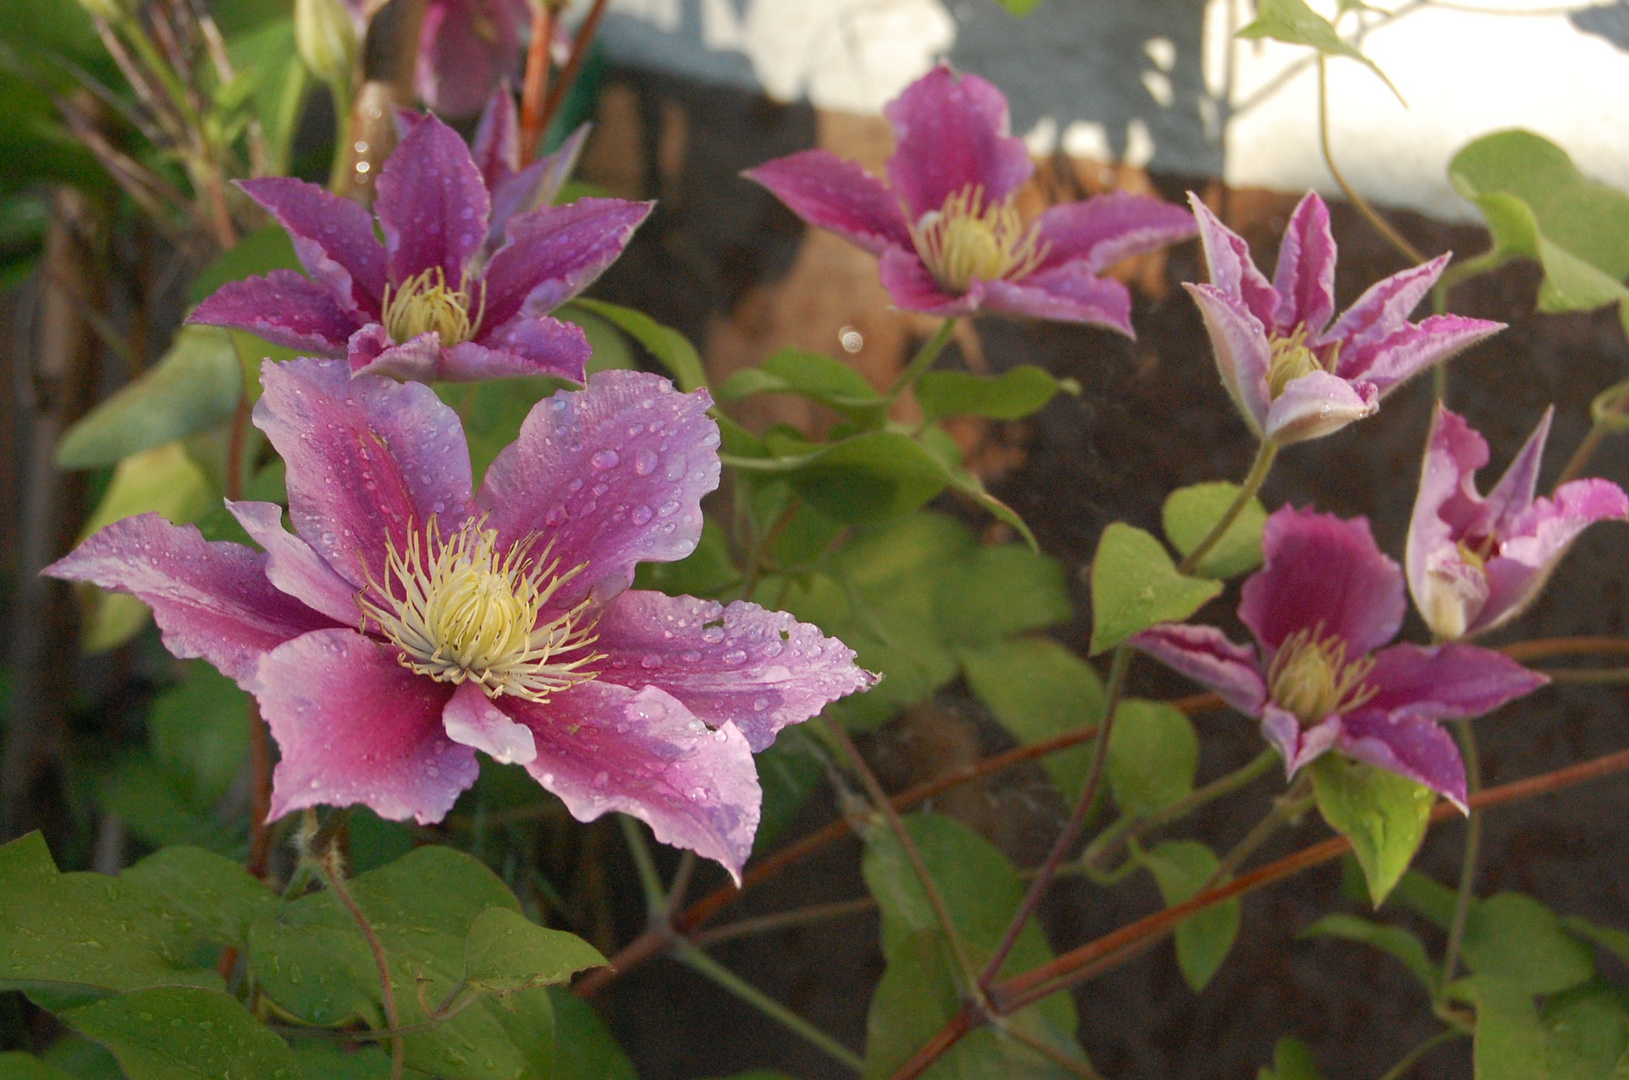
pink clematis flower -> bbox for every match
[743,65,1196,334]
[1408,404,1629,641]
[1131,506,1545,807]
[1187,191,1505,445]
[416,0,532,120]
[47,360,876,878]
[191,108,645,385]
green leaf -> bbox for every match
[936,543,1071,646]
[1257,1036,1325,1080]
[1450,131,1629,318]
[1301,914,1436,989]
[960,637,1103,801]
[991,0,1040,14]
[186,225,300,305]
[753,730,826,851]
[1162,482,1267,580]
[1088,523,1222,655]
[716,347,882,421]
[1107,700,1198,816]
[1386,868,1458,929]
[1237,0,1403,102]
[1464,978,1548,1080]
[101,758,245,856]
[442,376,567,483]
[464,908,606,994]
[0,1052,78,1080]
[1544,984,1629,1080]
[1561,916,1629,968]
[914,365,1074,422]
[121,848,278,952]
[1311,756,1433,906]
[557,304,637,375]
[57,328,243,470]
[288,1040,393,1080]
[633,518,740,598]
[64,986,299,1080]
[147,662,252,808]
[549,987,637,1080]
[789,431,953,525]
[1463,894,1595,996]
[571,298,707,392]
[1139,840,1239,992]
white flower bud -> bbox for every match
[295,0,359,89]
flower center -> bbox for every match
[359,520,601,702]
[1266,327,1339,400]
[381,267,485,347]
[1456,532,1498,573]
[908,184,1049,294]
[1265,625,1377,726]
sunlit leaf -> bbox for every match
[1311,756,1432,907]
[1088,523,1222,655]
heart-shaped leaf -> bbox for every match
[1089,523,1222,655]
[1311,755,1433,906]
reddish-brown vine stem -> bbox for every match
[518,2,555,162]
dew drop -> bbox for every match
[722,649,747,664]
[591,449,619,469]
[641,654,663,669]
[634,448,659,475]
[631,505,654,525]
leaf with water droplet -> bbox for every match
[63,986,298,1080]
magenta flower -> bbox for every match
[1131,506,1545,807]
[1187,191,1505,445]
[191,109,646,385]
[743,65,1196,334]
[46,359,875,877]
[416,0,531,119]
[1408,404,1629,640]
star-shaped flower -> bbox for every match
[744,65,1196,334]
[1187,191,1505,445]
[47,360,876,878]
[1408,404,1629,640]
[1131,506,1545,807]
[191,108,644,385]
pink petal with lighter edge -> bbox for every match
[883,65,1033,222]
[443,681,537,765]
[238,177,387,311]
[482,198,653,327]
[1271,192,1337,336]
[374,113,492,286]
[743,150,913,256]
[1127,623,1267,715]
[187,270,362,356]
[226,500,360,626]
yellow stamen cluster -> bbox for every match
[1266,624,1377,726]
[381,267,486,347]
[1266,326,1340,401]
[1456,532,1498,573]
[908,184,1049,294]
[359,520,602,702]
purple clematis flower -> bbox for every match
[191,107,645,386]
[743,65,1196,334]
[46,359,876,878]
[1187,191,1505,445]
[1408,404,1629,640]
[416,0,532,119]
[1131,506,1545,807]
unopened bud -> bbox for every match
[76,0,134,21]
[295,0,359,89]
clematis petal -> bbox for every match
[237,178,388,312]
[1336,709,1468,809]
[883,65,1033,221]
[257,628,475,824]
[345,325,447,382]
[1482,406,1553,533]
[1364,642,1547,722]
[1129,623,1267,715]
[1261,369,1378,445]
[187,270,362,355]
[487,124,592,250]
[878,247,981,316]
[44,514,334,688]
[1184,282,1273,436]
[1241,506,1405,657]
[415,0,527,120]
[743,150,913,256]
[478,370,720,602]
[981,265,1134,334]
[445,317,590,383]
[1407,406,1493,639]
[1415,548,1490,642]
[590,591,877,752]
[255,357,475,590]
[471,83,520,190]
[1477,478,1629,635]
[1271,191,1337,336]
[1338,313,1505,393]
[226,500,361,626]
[1260,704,1340,777]
[502,682,762,880]
[443,681,536,765]
[1187,192,1278,327]
[1030,191,1197,275]
[482,198,653,328]
[1318,256,1447,354]
[375,112,492,286]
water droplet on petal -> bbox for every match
[634,448,659,475]
[591,449,619,469]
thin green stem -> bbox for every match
[1208,774,1314,887]
[1316,56,1425,266]
[619,815,669,923]
[1555,421,1609,488]
[885,320,956,404]
[691,897,878,948]
[316,846,403,1080]
[673,941,865,1072]
[1374,1029,1460,1080]
[1541,666,1629,683]
[1176,441,1278,576]
[991,1018,1102,1079]
[1440,718,1482,985]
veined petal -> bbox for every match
[255,357,475,590]
[1318,255,1447,354]
[375,112,492,286]
[1261,704,1340,777]
[1336,709,1467,810]
[471,83,520,191]
[446,317,590,383]
[257,628,475,824]
[591,592,877,752]
[238,178,387,312]
[1272,192,1336,336]
[226,500,361,626]
[1482,407,1553,533]
[187,270,361,356]
[1187,192,1278,326]
[883,65,1033,221]
[44,514,335,688]
[1339,314,1505,393]
[345,326,447,382]
[878,247,981,316]
[1128,623,1267,715]
[415,0,526,120]
[477,370,720,602]
[1364,642,1547,722]
[487,124,592,250]
[443,681,536,765]
[1241,506,1405,657]
[1261,369,1377,445]
[503,682,762,881]
[982,265,1134,334]
[482,198,653,328]
[1476,477,1629,635]
[1183,282,1272,436]
[743,150,913,256]
[1031,191,1196,275]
